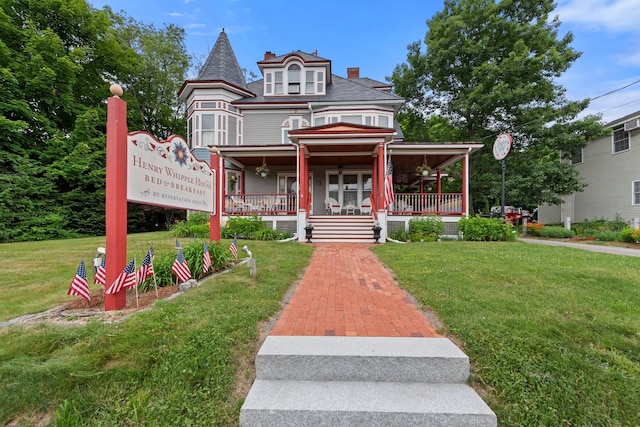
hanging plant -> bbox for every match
[228,174,238,186]
[256,158,270,178]
[416,164,431,177]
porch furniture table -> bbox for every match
[344,204,356,215]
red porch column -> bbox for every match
[209,148,221,242]
[371,156,378,213]
[377,144,385,209]
[105,86,128,311]
[298,145,308,214]
[462,152,468,215]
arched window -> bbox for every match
[288,64,301,94]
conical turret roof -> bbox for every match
[196,29,247,90]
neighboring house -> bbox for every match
[178,30,483,242]
[538,110,640,226]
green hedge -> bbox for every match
[458,215,516,241]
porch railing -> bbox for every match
[224,193,296,215]
[389,193,463,215]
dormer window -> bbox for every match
[274,71,283,94]
[288,64,301,94]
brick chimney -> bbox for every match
[347,67,360,79]
[264,51,276,60]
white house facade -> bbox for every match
[178,30,483,243]
[539,110,640,225]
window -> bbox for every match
[265,73,272,94]
[314,117,325,126]
[201,102,216,108]
[378,116,389,128]
[281,116,307,143]
[187,117,193,147]
[274,71,283,94]
[571,148,583,164]
[613,128,629,153]
[201,114,215,146]
[317,71,324,93]
[342,115,362,124]
[634,181,640,205]
[305,70,315,94]
[364,116,373,126]
[288,64,301,94]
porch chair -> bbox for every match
[230,195,252,211]
[325,197,342,214]
[359,197,372,215]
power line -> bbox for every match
[589,78,640,101]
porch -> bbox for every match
[223,192,463,216]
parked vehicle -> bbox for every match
[490,206,534,225]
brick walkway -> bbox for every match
[270,243,440,337]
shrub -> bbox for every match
[388,228,409,242]
[536,226,575,238]
[138,240,232,292]
[221,215,265,238]
[574,215,629,237]
[619,227,640,243]
[171,212,211,238]
[591,230,620,242]
[526,222,546,236]
[458,215,516,241]
[408,216,445,241]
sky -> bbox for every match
[89,0,640,124]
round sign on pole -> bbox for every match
[493,133,512,161]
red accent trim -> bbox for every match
[209,152,221,242]
[105,96,128,311]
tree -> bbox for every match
[390,0,606,211]
[0,1,191,241]
[110,14,190,140]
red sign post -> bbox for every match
[105,85,128,310]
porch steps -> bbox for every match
[307,215,377,243]
[240,336,497,426]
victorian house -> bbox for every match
[178,30,482,243]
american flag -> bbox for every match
[136,251,154,284]
[229,235,238,259]
[203,241,211,274]
[175,238,181,249]
[68,260,91,302]
[384,157,394,208]
[149,244,155,260]
[172,248,192,283]
[106,258,136,295]
[94,255,106,286]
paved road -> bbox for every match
[519,238,640,257]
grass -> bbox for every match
[372,241,640,426]
[0,234,313,426]
[2,236,639,425]
[0,231,183,321]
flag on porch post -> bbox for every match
[384,157,394,208]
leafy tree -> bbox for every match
[0,1,191,241]
[391,0,606,211]
[111,14,190,140]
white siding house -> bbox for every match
[539,110,640,225]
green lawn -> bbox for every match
[372,241,640,426]
[1,237,639,425]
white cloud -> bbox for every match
[556,0,640,33]
[187,23,205,28]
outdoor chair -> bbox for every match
[325,197,342,214]
[359,197,372,215]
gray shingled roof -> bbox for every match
[196,30,247,90]
[259,50,331,64]
[239,75,402,104]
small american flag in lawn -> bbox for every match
[106,259,136,295]
[136,251,154,284]
[175,238,181,249]
[94,256,106,286]
[203,241,211,274]
[229,235,238,260]
[68,260,91,302]
[149,244,155,260]
[172,248,191,283]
